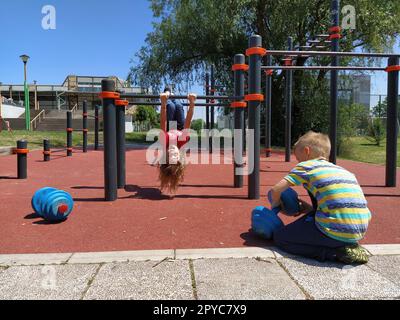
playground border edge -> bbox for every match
[0,244,399,266]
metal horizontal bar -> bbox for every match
[120,93,242,100]
[265,50,400,58]
[262,65,387,71]
[128,101,231,107]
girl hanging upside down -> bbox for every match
[158,87,196,194]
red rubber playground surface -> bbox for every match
[0,146,399,254]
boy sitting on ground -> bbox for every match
[270,131,371,264]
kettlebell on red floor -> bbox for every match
[251,188,300,239]
[31,187,74,222]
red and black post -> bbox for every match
[95,105,99,150]
[232,54,247,188]
[246,35,265,200]
[100,80,118,201]
[43,139,51,162]
[83,100,88,153]
[115,98,128,189]
[16,140,28,179]
[385,59,400,187]
[66,111,73,156]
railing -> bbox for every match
[30,109,46,131]
[131,121,152,132]
[70,103,78,117]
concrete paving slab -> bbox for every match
[0,264,98,300]
[363,244,400,256]
[175,247,275,260]
[84,260,193,300]
[193,258,306,300]
[367,255,400,286]
[0,253,72,267]
[68,250,174,264]
[279,256,400,300]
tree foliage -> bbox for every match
[129,0,400,146]
[133,105,159,125]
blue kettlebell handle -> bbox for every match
[267,190,281,215]
[271,206,281,215]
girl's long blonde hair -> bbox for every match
[158,151,185,194]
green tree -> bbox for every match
[129,0,400,146]
[366,118,386,146]
[372,97,387,118]
[134,105,159,125]
[191,118,205,134]
[337,103,369,154]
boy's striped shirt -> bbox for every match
[284,159,371,243]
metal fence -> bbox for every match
[131,121,153,132]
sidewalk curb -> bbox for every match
[1,245,399,267]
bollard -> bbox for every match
[66,111,73,156]
[43,139,51,162]
[95,105,99,150]
[83,100,88,153]
[16,140,28,179]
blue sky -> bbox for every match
[0,0,398,119]
[0,0,153,84]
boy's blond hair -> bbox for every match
[294,131,331,159]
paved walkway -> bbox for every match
[1,245,399,300]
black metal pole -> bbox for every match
[121,93,243,100]
[95,105,99,150]
[43,139,50,162]
[116,103,126,189]
[101,79,118,201]
[330,0,340,164]
[83,100,88,153]
[67,111,73,156]
[205,73,210,131]
[210,65,215,154]
[385,56,399,187]
[248,35,263,200]
[265,55,272,157]
[233,54,245,188]
[285,37,293,162]
[17,140,28,179]
[123,101,229,107]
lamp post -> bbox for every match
[33,80,38,110]
[20,54,30,130]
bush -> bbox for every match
[191,119,205,134]
[366,118,386,146]
[134,105,158,125]
[337,103,369,155]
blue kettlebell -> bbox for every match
[267,187,300,216]
[251,188,300,239]
[31,187,58,217]
[31,187,74,222]
[251,206,284,239]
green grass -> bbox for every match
[1,131,398,167]
[338,136,400,166]
[0,130,153,149]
